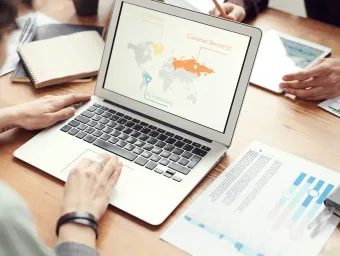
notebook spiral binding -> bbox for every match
[17,48,38,85]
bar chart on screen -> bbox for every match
[162,142,340,256]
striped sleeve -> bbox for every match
[55,242,100,256]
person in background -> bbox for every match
[208,0,340,101]
[209,0,339,30]
[0,1,122,256]
[280,1,340,101]
[305,0,340,27]
[209,0,269,22]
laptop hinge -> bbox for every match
[104,100,212,143]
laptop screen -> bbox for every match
[103,2,251,133]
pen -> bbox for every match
[17,17,31,44]
[22,17,37,44]
[212,0,229,19]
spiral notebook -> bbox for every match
[17,31,105,88]
[12,23,104,83]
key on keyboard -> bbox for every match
[135,157,148,166]
[146,161,157,170]
[61,125,72,132]
[94,139,137,161]
[69,120,80,127]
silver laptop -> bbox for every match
[14,0,261,225]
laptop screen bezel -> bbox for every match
[95,0,262,147]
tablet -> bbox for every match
[250,30,332,93]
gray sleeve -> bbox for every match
[55,242,99,256]
[0,182,99,256]
[0,182,53,256]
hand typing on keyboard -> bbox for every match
[59,152,122,247]
[0,94,91,133]
[62,152,122,219]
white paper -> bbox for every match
[165,0,224,13]
[318,97,340,118]
[162,141,340,256]
[0,12,59,77]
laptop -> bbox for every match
[14,0,261,225]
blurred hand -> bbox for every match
[209,3,246,22]
[12,94,91,130]
[280,58,340,101]
[62,153,122,220]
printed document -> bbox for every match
[162,141,340,256]
[319,97,340,118]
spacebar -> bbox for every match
[93,139,138,161]
[168,162,191,175]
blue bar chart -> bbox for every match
[268,172,334,232]
[184,215,264,256]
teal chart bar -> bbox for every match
[184,215,264,256]
[268,172,334,229]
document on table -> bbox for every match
[0,12,58,77]
[318,97,340,118]
[162,141,340,256]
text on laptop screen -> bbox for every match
[104,3,250,133]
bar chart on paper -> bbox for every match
[268,172,334,236]
[182,214,264,256]
[162,142,340,256]
[181,172,335,255]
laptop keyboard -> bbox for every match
[60,103,211,182]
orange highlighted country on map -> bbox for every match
[172,57,214,77]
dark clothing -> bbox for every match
[227,0,269,20]
[228,0,340,27]
[305,0,340,27]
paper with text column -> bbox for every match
[162,141,340,256]
[319,96,340,118]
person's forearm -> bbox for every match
[0,107,18,133]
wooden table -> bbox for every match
[1,1,340,255]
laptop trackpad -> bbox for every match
[60,149,134,181]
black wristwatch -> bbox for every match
[56,211,99,239]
